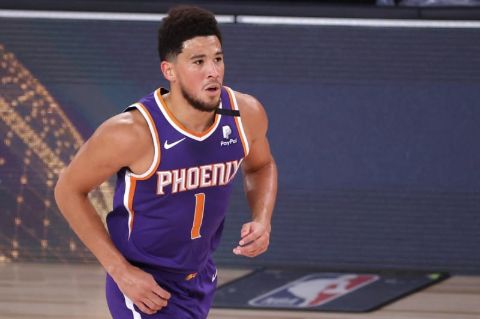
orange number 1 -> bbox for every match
[191,193,205,239]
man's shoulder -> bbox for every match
[106,109,148,131]
[95,110,151,150]
[230,89,265,118]
[228,89,268,142]
[136,89,160,107]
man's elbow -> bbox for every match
[244,157,277,177]
[260,157,277,175]
[54,169,68,209]
[54,169,80,210]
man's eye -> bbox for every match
[194,60,203,65]
[215,57,223,62]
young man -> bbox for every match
[55,5,277,319]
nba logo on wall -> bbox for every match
[248,273,379,308]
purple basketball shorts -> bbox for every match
[105,260,217,319]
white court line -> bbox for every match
[0,9,234,23]
[237,15,480,28]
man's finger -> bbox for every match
[143,298,160,311]
[241,223,251,237]
[152,285,171,300]
[235,243,259,256]
[239,230,262,246]
[148,292,168,309]
[235,245,265,257]
[244,244,267,258]
[136,302,156,315]
[240,224,269,246]
[233,246,251,257]
[242,240,262,254]
[235,232,269,256]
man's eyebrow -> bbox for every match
[190,54,206,60]
[190,51,223,60]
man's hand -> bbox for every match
[233,221,271,257]
[112,264,171,315]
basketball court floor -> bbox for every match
[0,263,478,319]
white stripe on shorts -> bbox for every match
[124,295,142,319]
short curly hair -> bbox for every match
[158,6,222,61]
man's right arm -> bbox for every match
[54,110,170,315]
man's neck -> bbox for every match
[163,89,216,134]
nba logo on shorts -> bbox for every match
[248,273,379,308]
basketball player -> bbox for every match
[54,5,277,319]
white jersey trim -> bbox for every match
[123,174,134,239]
[125,103,160,179]
[224,86,250,157]
[154,89,222,142]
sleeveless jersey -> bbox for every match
[106,86,249,276]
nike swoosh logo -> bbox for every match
[164,138,186,150]
[212,269,218,282]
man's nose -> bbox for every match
[207,61,221,78]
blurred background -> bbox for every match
[0,0,479,275]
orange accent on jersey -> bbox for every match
[155,89,220,138]
[191,193,205,239]
[225,88,248,157]
[127,103,161,236]
[185,272,198,281]
[128,177,137,233]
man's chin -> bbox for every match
[190,99,220,113]
[200,96,221,111]
[181,87,220,112]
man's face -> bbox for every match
[172,35,224,112]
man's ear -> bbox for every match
[160,61,175,81]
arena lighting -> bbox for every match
[0,45,113,261]
[1,9,480,28]
[236,15,480,28]
[0,9,234,23]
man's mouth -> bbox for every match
[205,84,220,93]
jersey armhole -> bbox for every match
[224,86,250,157]
[123,103,161,179]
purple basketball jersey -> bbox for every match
[107,86,248,277]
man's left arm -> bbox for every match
[233,92,278,258]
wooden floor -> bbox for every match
[0,263,479,319]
